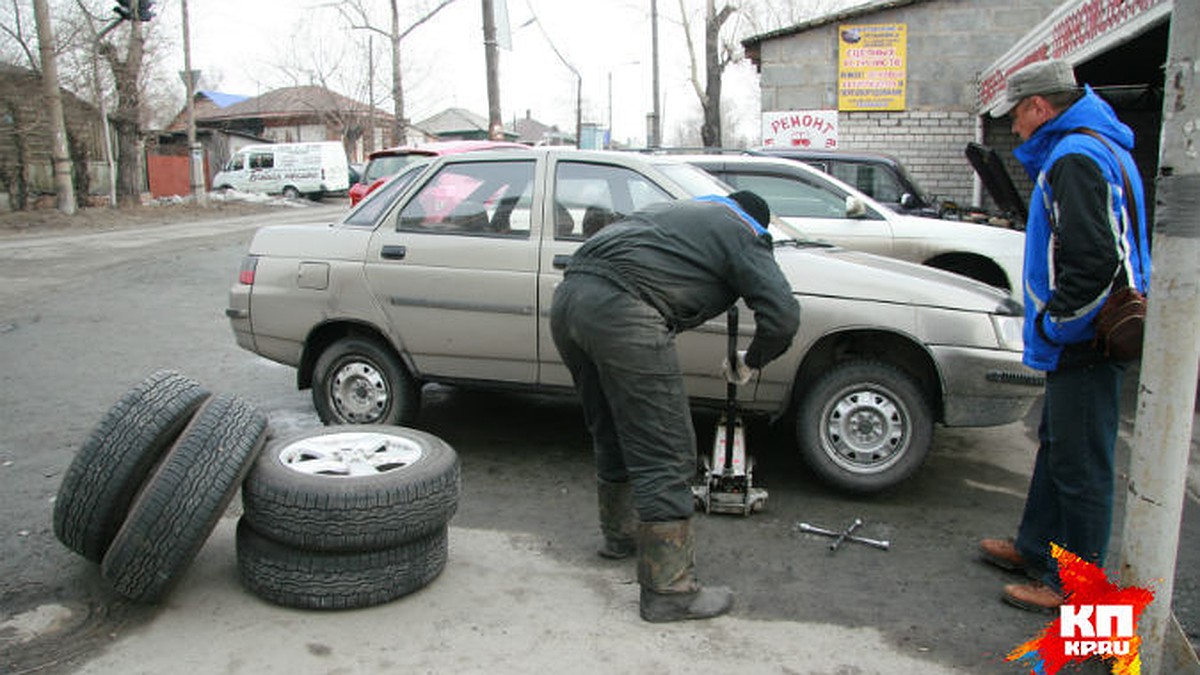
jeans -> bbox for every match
[1015,360,1124,591]
[550,273,696,522]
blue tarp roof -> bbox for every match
[198,90,250,108]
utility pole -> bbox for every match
[649,0,661,148]
[33,0,76,214]
[481,0,503,140]
[1117,2,1200,673]
[181,0,205,205]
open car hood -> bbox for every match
[965,142,1028,226]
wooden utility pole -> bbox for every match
[481,0,503,140]
[1117,2,1200,673]
[181,0,206,205]
[33,0,76,214]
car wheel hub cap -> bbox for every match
[331,362,388,423]
[277,432,423,477]
[823,388,906,472]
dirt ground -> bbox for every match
[0,196,299,236]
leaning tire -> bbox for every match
[236,518,448,610]
[312,337,420,426]
[53,370,211,562]
[241,426,459,551]
[795,360,932,493]
[100,394,268,603]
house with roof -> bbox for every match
[0,64,111,210]
[412,107,520,142]
[509,110,574,146]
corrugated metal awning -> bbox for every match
[976,0,1172,116]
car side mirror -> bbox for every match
[899,193,917,209]
[845,196,867,218]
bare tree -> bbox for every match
[335,0,461,146]
[678,0,735,147]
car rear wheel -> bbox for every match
[282,185,302,200]
[795,360,932,493]
[312,337,420,426]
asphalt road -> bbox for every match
[0,201,1196,674]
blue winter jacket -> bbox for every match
[1015,85,1151,371]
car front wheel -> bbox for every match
[312,337,420,426]
[795,360,932,493]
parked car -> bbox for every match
[349,140,529,206]
[227,148,1041,492]
[213,141,350,200]
[680,153,1024,293]
[753,147,947,218]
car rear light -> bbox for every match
[238,256,259,285]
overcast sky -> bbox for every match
[151,0,861,146]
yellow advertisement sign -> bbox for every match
[838,24,907,111]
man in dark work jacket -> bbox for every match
[550,190,800,623]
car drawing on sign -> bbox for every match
[228,148,1040,492]
[680,153,1024,294]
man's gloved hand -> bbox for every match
[721,350,756,386]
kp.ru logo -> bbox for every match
[1008,544,1154,675]
[1059,604,1133,657]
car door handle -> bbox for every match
[553,254,572,269]
[381,245,407,260]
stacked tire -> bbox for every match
[53,371,268,603]
[236,425,460,610]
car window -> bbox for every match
[395,160,535,237]
[344,162,430,227]
[248,152,274,170]
[717,171,851,220]
[829,162,904,204]
[553,161,672,239]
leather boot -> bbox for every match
[637,519,733,622]
[596,479,637,559]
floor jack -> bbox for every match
[692,306,768,516]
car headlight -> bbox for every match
[991,314,1024,351]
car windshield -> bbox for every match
[654,160,803,243]
[364,153,431,182]
[344,160,432,227]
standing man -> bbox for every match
[978,59,1151,612]
[551,191,800,623]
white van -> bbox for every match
[213,142,349,199]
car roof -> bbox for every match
[367,139,529,160]
[753,147,905,165]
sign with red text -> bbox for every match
[838,23,907,111]
[761,110,839,149]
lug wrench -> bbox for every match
[795,521,891,551]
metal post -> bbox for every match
[649,0,661,148]
[181,0,205,204]
[1117,2,1200,673]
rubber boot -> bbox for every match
[596,479,637,559]
[637,519,733,622]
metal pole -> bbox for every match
[1117,2,1200,673]
[181,0,205,204]
[649,0,661,148]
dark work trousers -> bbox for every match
[550,273,696,522]
[1015,359,1124,591]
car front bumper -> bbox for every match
[932,345,1043,427]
